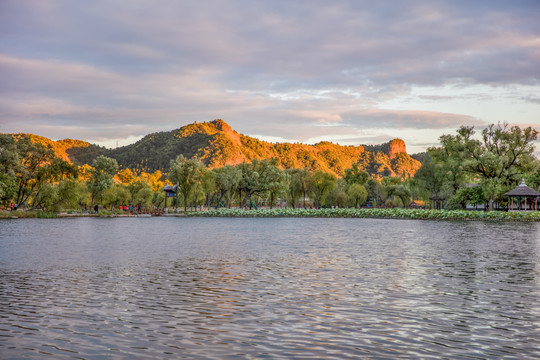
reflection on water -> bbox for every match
[1,217,540,359]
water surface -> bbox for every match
[1,217,539,359]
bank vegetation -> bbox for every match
[1,123,539,218]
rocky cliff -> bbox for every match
[7,119,422,177]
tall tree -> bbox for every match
[30,161,79,210]
[344,163,369,185]
[168,155,203,211]
[327,178,349,208]
[266,166,287,209]
[381,176,411,208]
[438,123,538,209]
[87,155,119,205]
[413,152,452,209]
[285,169,305,208]
[348,183,368,208]
[214,165,241,208]
[310,170,336,208]
[12,137,59,207]
[0,134,19,203]
[200,168,217,208]
[237,159,283,209]
[294,168,312,208]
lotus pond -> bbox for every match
[188,207,540,221]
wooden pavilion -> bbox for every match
[163,184,179,209]
[429,195,445,210]
[504,179,540,211]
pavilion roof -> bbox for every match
[503,179,540,197]
[163,184,179,192]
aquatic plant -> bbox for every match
[186,208,540,221]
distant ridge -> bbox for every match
[5,119,421,177]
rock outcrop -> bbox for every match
[6,120,422,178]
[387,138,407,159]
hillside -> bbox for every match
[9,134,94,162]
[5,119,421,177]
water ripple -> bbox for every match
[1,218,539,358]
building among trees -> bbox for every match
[504,179,540,211]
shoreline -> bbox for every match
[2,208,540,222]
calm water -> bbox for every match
[1,217,539,359]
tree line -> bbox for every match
[415,123,539,210]
[1,123,538,213]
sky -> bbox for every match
[1,0,539,154]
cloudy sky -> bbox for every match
[1,0,539,153]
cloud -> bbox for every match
[523,96,540,104]
[4,1,539,86]
[342,109,484,129]
[1,0,539,152]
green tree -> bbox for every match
[0,134,19,203]
[413,152,452,209]
[104,184,131,208]
[8,136,77,209]
[153,190,166,209]
[57,179,85,211]
[344,163,369,185]
[285,168,306,208]
[348,183,368,208]
[438,123,538,210]
[446,185,486,210]
[128,180,154,211]
[365,177,383,207]
[266,166,287,209]
[32,179,83,212]
[524,161,540,189]
[214,165,241,208]
[11,137,57,207]
[33,158,80,211]
[189,168,215,210]
[294,168,312,208]
[168,155,204,211]
[237,159,283,209]
[310,170,336,208]
[128,180,146,204]
[31,183,57,211]
[326,178,349,208]
[200,168,217,208]
[382,177,411,208]
[88,155,119,205]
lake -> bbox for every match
[1,217,539,359]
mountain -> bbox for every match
[6,119,422,177]
[8,134,93,162]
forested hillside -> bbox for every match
[4,119,421,178]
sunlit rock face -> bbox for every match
[7,120,422,178]
[387,138,407,159]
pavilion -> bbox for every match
[163,184,179,209]
[504,179,540,211]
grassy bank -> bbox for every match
[186,208,540,221]
[0,210,59,219]
[0,209,146,218]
